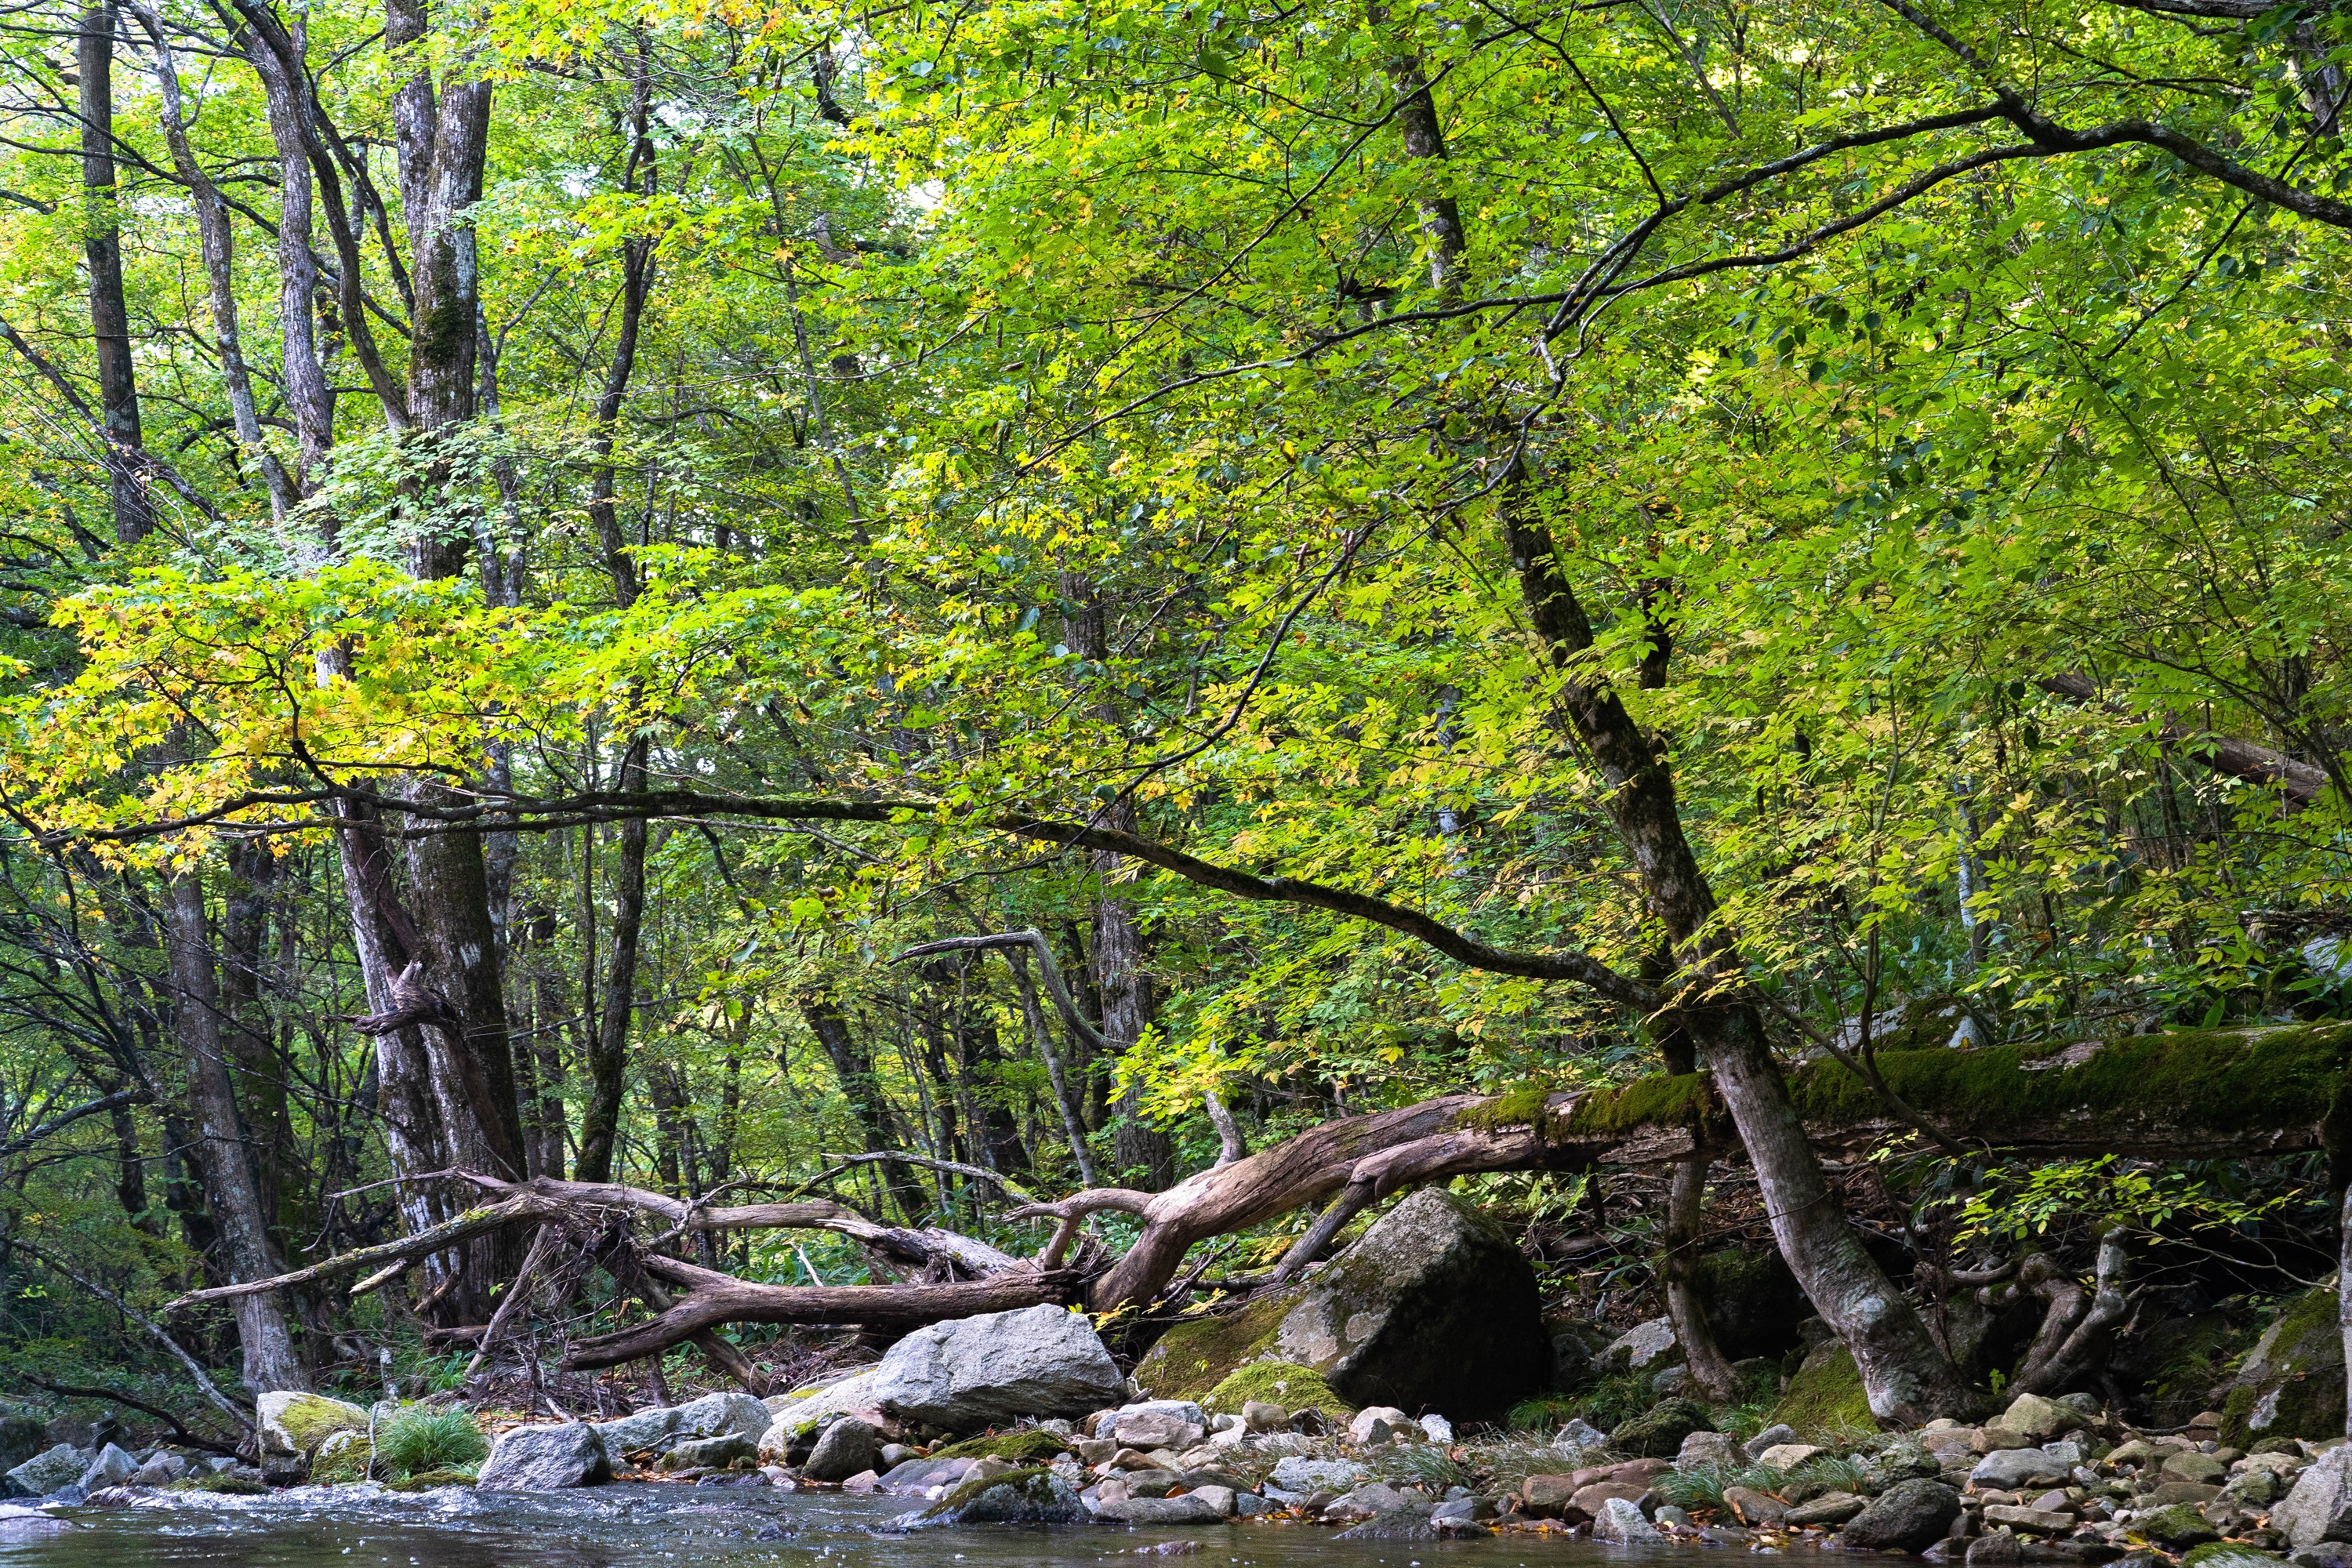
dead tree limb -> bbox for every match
[2038,672,2331,805]
[163,1193,564,1308]
[563,1258,1083,1370]
[459,1173,1021,1278]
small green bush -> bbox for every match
[373,1405,488,1479]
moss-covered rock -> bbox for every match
[1610,1397,1715,1457]
[1133,1289,1302,1399]
[2180,1543,2280,1568]
[2135,1503,2223,1548]
[308,1429,373,1483]
[1201,1362,1350,1417]
[931,1430,1069,1464]
[909,1465,1087,1525]
[172,1472,270,1496]
[1769,1342,1875,1436]
[257,1392,370,1460]
[386,1470,477,1492]
[1138,1189,1548,1420]
[2222,1287,2345,1447]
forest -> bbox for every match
[0,0,2348,1518]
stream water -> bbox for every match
[0,1483,1740,1568]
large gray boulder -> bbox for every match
[1266,1188,1548,1418]
[476,1422,612,1490]
[866,1304,1123,1431]
[1969,1446,2074,1490]
[4,1445,89,1498]
[1092,1492,1225,1525]
[592,1392,771,1460]
[1842,1479,1962,1552]
[2223,1288,2346,1447]
[79,1443,137,1490]
[2278,1445,2352,1548]
[801,1417,881,1483]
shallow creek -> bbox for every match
[0,1483,1737,1568]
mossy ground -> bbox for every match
[1769,1344,1875,1436]
[1133,1290,1300,1398]
[1201,1360,1352,1417]
[932,1430,1069,1463]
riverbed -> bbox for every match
[0,1483,1739,1568]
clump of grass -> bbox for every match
[1795,1453,1868,1494]
[1650,1461,1789,1512]
[374,1405,488,1479]
[1709,1399,1777,1441]
[1468,1434,1603,1493]
[1506,1395,1584,1432]
[1379,1444,1472,1493]
[1580,1373,1657,1429]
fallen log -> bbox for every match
[561,1255,1083,1369]
[459,1174,1022,1278]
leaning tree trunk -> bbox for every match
[78,0,148,545]
[1661,1157,1740,1403]
[166,873,307,1393]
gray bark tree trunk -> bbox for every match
[165,873,307,1393]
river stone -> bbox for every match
[2278,1446,2352,1546]
[5,1446,88,1497]
[476,1421,612,1490]
[1109,1402,1206,1451]
[1349,1406,1414,1445]
[2224,1288,2347,1447]
[1679,1431,1740,1467]
[1335,1508,1439,1540]
[1786,1490,1868,1526]
[865,1304,1123,1431]
[663,1432,757,1471]
[1997,1395,2072,1441]
[1972,1447,2075,1490]
[257,1392,369,1457]
[802,1417,880,1483]
[1265,1188,1548,1417]
[910,1468,1087,1525]
[757,1371,889,1458]
[596,1392,772,1460]
[1272,1456,1366,1493]
[128,1453,188,1486]
[0,1504,69,1540]
[1724,1486,1788,1525]
[1604,1318,1681,1373]
[1983,1504,2075,1535]
[1573,1481,1648,1515]
[1611,1397,1715,1459]
[1757,1443,1828,1469]
[1092,1491,1225,1524]
[2224,1468,2285,1506]
[1744,1422,1798,1460]
[2163,1451,2230,1486]
[1843,1479,1963,1552]
[79,1443,137,1490]
[1592,1495,1660,1544]
[2136,1503,2222,1548]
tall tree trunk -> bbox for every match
[524,902,570,1177]
[573,742,647,1185]
[166,873,307,1393]
[1661,1158,1739,1403]
[78,0,147,543]
[799,993,923,1215]
[1503,514,1967,1421]
[1060,575,1174,1188]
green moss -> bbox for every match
[932,1430,1069,1464]
[917,1465,1051,1520]
[1788,1022,2352,1142]
[2223,1287,2346,1446]
[1769,1343,1875,1436]
[308,1431,373,1483]
[1201,1360,1352,1417]
[385,1470,477,1492]
[1134,1289,1300,1398]
[1454,1081,1556,1133]
[1611,1396,1715,1457]
[275,1394,368,1454]
[2180,1544,2276,1568]
[172,1472,269,1495]
[1564,1073,1716,1136]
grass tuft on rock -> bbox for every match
[932,1430,1069,1464]
[374,1405,488,1479]
[1200,1359,1351,1417]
